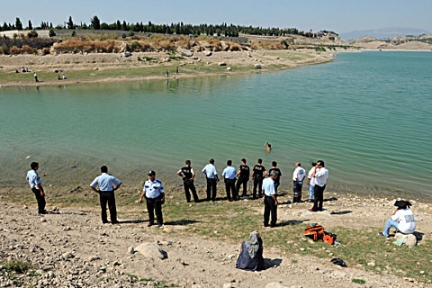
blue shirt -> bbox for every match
[222,166,237,179]
[202,164,218,179]
[90,173,122,192]
[143,179,165,199]
[26,169,42,188]
[262,177,276,196]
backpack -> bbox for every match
[323,232,337,245]
[304,223,325,241]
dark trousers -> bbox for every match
[146,196,163,225]
[264,196,277,227]
[206,178,217,201]
[32,187,46,214]
[236,177,248,196]
[293,181,303,203]
[274,181,280,194]
[183,179,199,202]
[99,191,117,223]
[253,178,263,198]
[312,184,326,211]
[224,178,236,200]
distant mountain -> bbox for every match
[340,27,431,40]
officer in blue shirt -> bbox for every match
[140,170,165,227]
[26,162,46,214]
[202,158,219,201]
[90,166,122,224]
[263,170,278,227]
[222,160,237,201]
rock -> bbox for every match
[94,67,99,71]
[330,270,350,280]
[219,62,227,66]
[191,285,202,288]
[179,49,194,57]
[40,218,46,223]
[134,242,167,259]
[265,282,289,288]
[61,251,74,260]
[127,246,135,254]
[254,64,262,69]
[223,283,233,288]
[124,51,132,57]
[367,261,375,267]
[227,67,232,71]
[203,51,212,56]
[88,255,100,262]
[395,232,417,248]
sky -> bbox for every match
[1,0,431,34]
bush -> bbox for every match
[1,44,9,54]
[121,33,126,39]
[71,31,76,37]
[1,260,32,274]
[49,28,56,37]
[27,30,38,38]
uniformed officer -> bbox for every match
[222,160,237,201]
[252,158,267,199]
[235,158,250,197]
[268,161,282,193]
[263,170,278,227]
[202,158,219,201]
[26,162,46,214]
[177,160,199,203]
[90,166,122,224]
[140,170,165,227]
[292,162,306,203]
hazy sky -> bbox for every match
[1,0,431,33]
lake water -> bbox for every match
[1,51,431,199]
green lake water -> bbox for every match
[1,51,431,199]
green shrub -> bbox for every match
[1,260,32,274]
[49,28,56,37]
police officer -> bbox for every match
[235,158,250,197]
[202,158,219,201]
[263,170,278,227]
[268,161,282,193]
[140,170,165,227]
[26,162,46,214]
[90,166,122,224]
[292,162,306,203]
[222,160,237,201]
[252,158,267,199]
[177,160,199,203]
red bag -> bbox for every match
[323,232,337,245]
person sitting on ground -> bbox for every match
[264,141,272,152]
[235,231,264,271]
[379,200,416,238]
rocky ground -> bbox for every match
[1,187,431,288]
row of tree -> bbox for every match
[0,16,338,38]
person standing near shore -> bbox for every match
[202,159,219,201]
[292,162,306,203]
[26,162,46,214]
[222,160,237,201]
[140,170,165,227]
[307,162,317,202]
[263,170,278,227]
[309,160,329,212]
[252,158,266,199]
[33,72,39,82]
[177,160,199,203]
[268,161,282,194]
[236,158,250,198]
[90,166,122,224]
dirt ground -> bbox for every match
[1,185,431,288]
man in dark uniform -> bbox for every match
[177,160,199,203]
[268,161,282,194]
[252,158,267,199]
[90,166,122,224]
[235,158,250,197]
[140,170,165,227]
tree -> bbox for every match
[28,20,33,30]
[15,17,23,30]
[27,30,38,38]
[67,16,74,29]
[90,16,100,30]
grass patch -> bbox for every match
[352,278,366,284]
[1,259,33,274]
